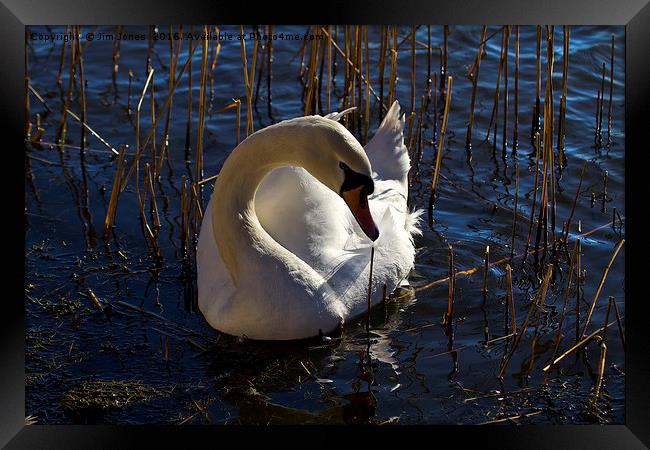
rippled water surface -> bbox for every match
[26,25,625,424]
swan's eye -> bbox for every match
[339,163,374,196]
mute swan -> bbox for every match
[197,101,421,340]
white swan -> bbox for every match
[197,101,422,340]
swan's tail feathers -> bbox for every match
[364,100,410,187]
[405,209,424,242]
[324,107,357,122]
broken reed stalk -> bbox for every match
[466,26,487,149]
[86,289,107,316]
[267,25,274,118]
[603,295,625,352]
[432,72,438,141]
[410,95,425,180]
[610,297,626,351]
[377,25,387,121]
[501,25,510,157]
[134,67,155,211]
[197,173,219,186]
[254,26,266,109]
[146,26,153,74]
[355,26,363,134]
[580,239,625,339]
[591,340,607,410]
[190,182,203,224]
[485,27,505,145]
[512,26,519,151]
[440,26,449,98]
[537,261,553,310]
[149,69,156,180]
[531,26,542,144]
[547,239,580,374]
[523,133,542,261]
[196,26,209,204]
[482,245,490,294]
[498,265,553,379]
[249,27,259,130]
[158,25,183,176]
[409,25,416,131]
[348,26,358,133]
[304,26,321,117]
[602,296,614,342]
[596,62,606,146]
[112,26,123,87]
[607,34,615,138]
[575,238,582,343]
[324,26,331,113]
[140,164,160,257]
[40,100,118,155]
[240,25,256,136]
[56,26,68,85]
[533,131,549,258]
[601,170,608,213]
[56,30,76,148]
[146,162,161,231]
[127,69,133,117]
[364,26,370,143]
[185,29,193,159]
[510,163,519,259]
[428,75,453,227]
[505,264,516,334]
[542,318,621,371]
[76,26,87,154]
[443,245,455,328]
[557,26,570,165]
[210,26,221,105]
[546,27,557,249]
[215,99,242,146]
[388,26,398,106]
[426,25,432,100]
[366,246,376,334]
[102,145,127,240]
[298,31,308,80]
[562,161,588,244]
[340,26,350,122]
[180,175,189,255]
[25,30,30,140]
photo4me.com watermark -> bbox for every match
[30,29,326,43]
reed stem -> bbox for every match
[428,76,453,227]
[580,239,625,338]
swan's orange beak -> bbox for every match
[342,185,379,241]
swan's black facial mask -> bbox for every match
[339,162,379,241]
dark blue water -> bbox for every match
[26,25,625,424]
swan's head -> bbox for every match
[298,117,379,241]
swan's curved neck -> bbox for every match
[210,119,330,286]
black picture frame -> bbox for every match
[3,0,649,447]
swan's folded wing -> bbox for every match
[364,100,410,193]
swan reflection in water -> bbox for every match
[201,287,417,425]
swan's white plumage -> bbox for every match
[197,101,421,340]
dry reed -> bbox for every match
[428,75,453,226]
[580,239,625,338]
[443,244,455,328]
